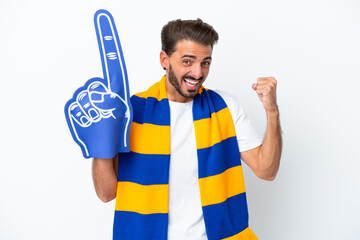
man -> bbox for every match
[92,19,282,240]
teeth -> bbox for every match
[184,78,198,86]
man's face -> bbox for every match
[164,39,212,103]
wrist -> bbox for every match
[266,108,279,117]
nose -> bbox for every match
[191,63,203,80]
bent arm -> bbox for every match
[241,110,282,181]
[92,156,118,202]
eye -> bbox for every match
[202,61,211,67]
[183,60,192,65]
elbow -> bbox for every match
[96,186,117,203]
[98,192,116,203]
[256,170,278,181]
[254,158,280,181]
[261,174,276,181]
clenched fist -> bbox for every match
[252,77,278,113]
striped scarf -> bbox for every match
[113,76,258,240]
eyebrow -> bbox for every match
[181,55,212,61]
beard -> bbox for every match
[168,64,204,99]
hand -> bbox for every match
[65,10,132,158]
[252,77,278,113]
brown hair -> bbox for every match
[161,18,219,56]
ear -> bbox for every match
[160,51,169,70]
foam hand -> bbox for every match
[65,10,133,158]
[252,77,278,113]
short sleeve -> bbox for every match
[215,90,263,152]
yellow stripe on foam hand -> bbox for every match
[198,165,246,207]
[130,122,170,155]
[115,182,169,214]
[194,107,236,150]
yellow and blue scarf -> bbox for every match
[114,76,258,240]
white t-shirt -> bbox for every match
[167,90,263,240]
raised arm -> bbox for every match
[240,77,282,181]
[92,156,118,202]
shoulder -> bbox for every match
[213,90,238,104]
[212,90,245,117]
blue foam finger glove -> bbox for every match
[65,9,133,159]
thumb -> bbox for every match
[252,83,258,91]
[89,91,128,119]
[89,92,123,110]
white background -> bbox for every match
[0,0,359,239]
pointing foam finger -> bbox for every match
[94,10,127,95]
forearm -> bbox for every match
[92,156,118,202]
[258,110,282,180]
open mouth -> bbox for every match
[183,78,200,89]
